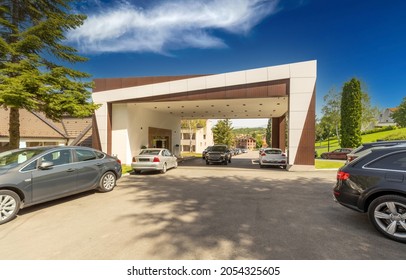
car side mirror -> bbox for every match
[39,161,54,170]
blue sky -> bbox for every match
[67,0,406,128]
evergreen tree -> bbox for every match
[212,119,234,147]
[265,118,272,147]
[0,1,99,149]
[340,78,362,148]
[392,97,406,127]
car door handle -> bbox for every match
[66,168,76,172]
[95,163,103,166]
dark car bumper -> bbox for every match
[333,182,365,212]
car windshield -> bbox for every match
[139,150,161,156]
[0,148,46,168]
[211,146,227,152]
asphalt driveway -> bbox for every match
[0,151,405,259]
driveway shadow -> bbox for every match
[119,172,406,260]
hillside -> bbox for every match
[315,127,406,156]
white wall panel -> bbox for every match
[205,74,226,89]
[246,68,268,84]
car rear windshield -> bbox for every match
[265,149,282,154]
[0,148,47,168]
[139,150,160,155]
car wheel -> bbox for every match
[228,158,231,163]
[321,154,328,159]
[174,161,178,169]
[368,195,406,243]
[224,160,228,165]
[161,163,167,174]
[98,171,116,192]
[206,160,209,165]
[0,190,21,225]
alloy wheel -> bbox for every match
[0,193,18,223]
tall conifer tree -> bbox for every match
[0,1,98,149]
[340,78,362,148]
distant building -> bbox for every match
[376,108,398,127]
[180,120,214,153]
[235,136,256,150]
[0,109,93,152]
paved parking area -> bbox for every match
[1,151,405,259]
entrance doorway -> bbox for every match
[153,136,169,149]
[148,127,172,151]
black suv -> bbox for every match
[333,144,406,243]
[205,145,232,165]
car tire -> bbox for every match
[224,160,228,165]
[321,154,328,159]
[368,195,406,243]
[228,158,231,163]
[206,160,209,165]
[98,171,116,192]
[0,190,21,225]
[161,163,167,174]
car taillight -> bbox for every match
[337,171,350,180]
[282,153,286,157]
[132,157,136,162]
[347,155,357,162]
[261,152,266,156]
[116,159,121,164]
[153,157,160,162]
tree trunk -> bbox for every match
[9,107,20,149]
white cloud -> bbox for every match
[67,0,279,53]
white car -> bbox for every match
[259,148,287,169]
[131,148,178,174]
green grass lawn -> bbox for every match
[315,127,406,156]
[121,165,133,174]
[315,159,344,169]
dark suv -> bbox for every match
[333,144,406,243]
[205,145,232,165]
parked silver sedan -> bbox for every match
[131,148,178,174]
[0,146,122,225]
[259,148,287,169]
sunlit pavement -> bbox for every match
[1,151,405,259]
